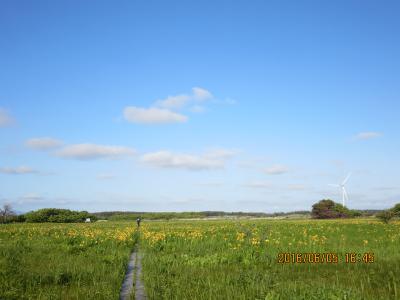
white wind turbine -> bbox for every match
[329,173,351,207]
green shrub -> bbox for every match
[350,210,362,217]
[391,203,400,217]
[311,199,354,219]
[376,210,394,224]
[24,208,97,223]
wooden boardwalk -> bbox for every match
[120,247,146,300]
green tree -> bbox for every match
[25,208,97,223]
[376,210,394,224]
[311,199,353,219]
[391,203,400,217]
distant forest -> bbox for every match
[92,210,381,221]
[0,206,384,223]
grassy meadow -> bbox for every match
[1,218,400,299]
[140,219,400,300]
[0,222,138,300]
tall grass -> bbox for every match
[140,219,400,299]
[0,222,138,300]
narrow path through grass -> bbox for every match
[120,230,146,300]
[134,253,146,300]
[120,249,137,300]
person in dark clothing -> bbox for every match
[136,217,141,227]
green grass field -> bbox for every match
[0,222,137,300]
[1,219,400,299]
[140,219,400,300]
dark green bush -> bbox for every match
[24,208,97,223]
[311,199,354,219]
[391,203,400,217]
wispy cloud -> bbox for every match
[287,184,307,191]
[196,182,225,187]
[243,182,307,191]
[15,195,74,206]
[355,132,383,140]
[0,166,38,175]
[140,148,237,171]
[0,108,15,127]
[155,94,191,109]
[243,181,274,189]
[192,87,213,101]
[372,186,397,191]
[123,87,213,124]
[55,143,135,160]
[224,98,237,105]
[123,107,188,124]
[20,193,44,201]
[190,105,206,113]
[264,165,289,175]
[25,137,64,150]
[155,87,213,109]
[96,173,117,180]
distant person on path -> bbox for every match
[136,217,141,228]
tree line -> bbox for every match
[0,206,96,223]
[1,201,399,223]
[311,199,400,223]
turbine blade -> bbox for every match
[342,173,352,185]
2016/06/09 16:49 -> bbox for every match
[277,252,374,264]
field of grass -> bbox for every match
[140,219,400,300]
[1,218,400,299]
[0,222,138,300]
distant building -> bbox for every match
[85,218,91,223]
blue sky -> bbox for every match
[1,0,399,212]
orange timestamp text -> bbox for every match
[277,252,374,264]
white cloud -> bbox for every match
[55,143,135,160]
[0,108,15,127]
[155,94,191,109]
[141,149,237,170]
[154,87,213,109]
[125,87,213,124]
[26,137,64,150]
[123,107,188,124]
[0,166,38,174]
[264,165,289,175]
[355,132,383,140]
[192,87,213,101]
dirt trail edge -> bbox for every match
[120,247,146,300]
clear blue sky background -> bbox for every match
[1,0,399,212]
